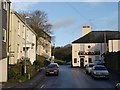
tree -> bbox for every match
[54,45,72,62]
[19,10,52,34]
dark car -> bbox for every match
[45,63,59,76]
[91,65,109,79]
[93,60,105,65]
[115,82,120,90]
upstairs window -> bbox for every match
[80,44,85,51]
[18,21,20,36]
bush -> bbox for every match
[33,55,46,67]
[8,70,17,79]
[54,59,66,65]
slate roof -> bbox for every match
[72,31,120,43]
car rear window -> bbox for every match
[95,66,107,70]
[47,64,58,68]
[89,64,94,67]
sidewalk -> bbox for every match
[2,68,45,89]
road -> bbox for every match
[35,65,119,89]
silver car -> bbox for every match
[85,63,94,74]
[91,65,109,79]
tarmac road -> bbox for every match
[35,65,119,89]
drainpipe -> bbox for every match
[0,0,3,60]
[6,0,11,81]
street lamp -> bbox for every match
[24,16,30,75]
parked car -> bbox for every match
[93,60,105,65]
[85,63,94,74]
[115,82,120,90]
[66,61,71,65]
[50,62,59,68]
[45,63,59,76]
[91,65,109,79]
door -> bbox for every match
[80,58,84,68]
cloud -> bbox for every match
[52,18,76,30]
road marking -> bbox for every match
[40,85,44,88]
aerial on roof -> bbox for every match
[72,31,120,43]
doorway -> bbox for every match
[80,58,84,68]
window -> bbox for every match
[80,44,84,51]
[88,58,92,63]
[88,45,91,48]
[74,58,77,63]
[2,28,6,42]
[17,44,20,59]
[3,2,7,10]
[22,25,25,39]
[18,21,20,36]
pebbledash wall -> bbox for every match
[9,10,37,64]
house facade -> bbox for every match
[108,40,120,52]
[36,29,51,59]
[9,10,37,64]
[0,0,10,82]
[72,25,120,67]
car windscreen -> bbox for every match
[47,64,58,68]
[95,66,107,70]
[89,64,94,67]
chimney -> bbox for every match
[82,25,91,37]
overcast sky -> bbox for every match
[10,0,119,46]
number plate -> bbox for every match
[50,72,54,74]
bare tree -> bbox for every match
[19,10,52,34]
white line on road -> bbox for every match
[40,85,44,88]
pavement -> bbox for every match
[1,68,45,89]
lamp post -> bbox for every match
[24,16,29,75]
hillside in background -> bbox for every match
[54,44,72,62]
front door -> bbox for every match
[80,58,84,68]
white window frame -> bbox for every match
[2,28,6,42]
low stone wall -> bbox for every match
[105,52,120,74]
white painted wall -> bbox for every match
[72,43,106,67]
[9,10,36,64]
[109,40,120,52]
[0,58,7,82]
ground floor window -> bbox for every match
[74,58,77,63]
[88,58,92,63]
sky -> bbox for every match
[10,0,119,47]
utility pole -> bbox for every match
[24,16,29,75]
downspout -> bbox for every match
[6,0,11,81]
[0,0,3,60]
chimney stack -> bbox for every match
[82,25,91,37]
